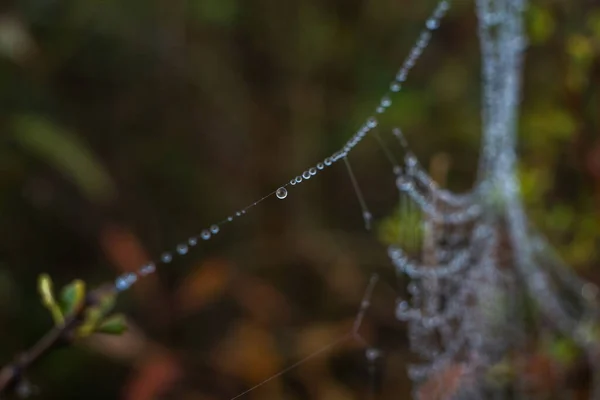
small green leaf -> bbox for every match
[60,280,86,316]
[96,314,128,335]
[37,274,64,326]
[96,289,117,315]
[77,307,103,338]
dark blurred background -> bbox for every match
[0,0,599,398]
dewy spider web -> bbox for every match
[106,0,600,398]
[111,0,451,293]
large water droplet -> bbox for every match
[276,187,288,199]
[309,167,317,176]
[201,230,211,240]
[317,162,324,170]
[177,244,188,255]
[161,252,173,263]
[210,224,219,234]
[302,171,311,179]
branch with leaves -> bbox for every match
[0,275,126,397]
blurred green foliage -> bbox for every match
[0,0,598,398]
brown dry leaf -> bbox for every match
[176,258,231,315]
[417,363,465,400]
[211,320,283,397]
[521,353,560,394]
[100,223,151,273]
[231,275,291,325]
[123,350,182,400]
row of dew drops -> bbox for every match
[115,0,451,292]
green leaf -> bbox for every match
[96,314,128,335]
[77,307,103,338]
[60,280,86,316]
[75,288,118,338]
[37,274,64,326]
[11,115,116,203]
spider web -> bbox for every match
[104,0,600,398]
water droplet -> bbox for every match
[309,167,317,175]
[396,175,414,191]
[236,211,242,217]
[201,230,211,240]
[396,70,407,82]
[177,244,188,255]
[381,95,392,107]
[396,175,413,191]
[363,211,372,230]
[324,158,332,166]
[367,117,377,128]
[189,237,198,246]
[125,273,137,285]
[390,82,401,92]
[115,276,129,291]
[317,162,324,170]
[426,18,439,30]
[295,176,302,184]
[366,348,381,361]
[376,106,384,114]
[405,152,418,168]
[140,263,156,276]
[396,300,412,321]
[302,171,311,179]
[276,187,288,199]
[398,300,409,311]
[408,282,419,294]
[393,166,402,175]
[211,224,220,234]
[161,252,173,263]
[227,216,233,221]
[290,179,296,185]
[16,380,35,398]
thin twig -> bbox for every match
[0,284,113,396]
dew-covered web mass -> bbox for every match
[110,0,600,398]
